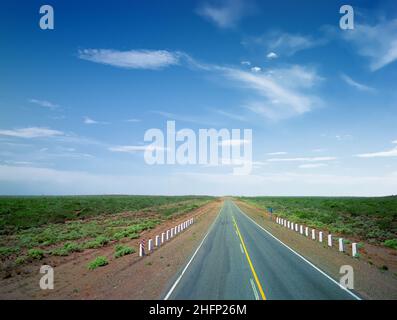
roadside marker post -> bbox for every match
[284,220,287,227]
[174,226,178,235]
[300,225,303,234]
[319,231,323,242]
[155,235,160,247]
[328,234,332,247]
[352,243,358,257]
[139,240,145,257]
[291,222,294,230]
[312,229,316,240]
[170,228,174,238]
[295,224,299,232]
[287,221,290,228]
[166,230,170,240]
[305,227,309,237]
[161,232,165,244]
[339,238,344,252]
[148,239,153,252]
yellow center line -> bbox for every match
[232,215,267,300]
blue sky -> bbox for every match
[0,0,396,196]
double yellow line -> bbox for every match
[232,215,267,300]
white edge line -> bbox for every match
[240,243,244,254]
[163,207,222,300]
[232,201,362,300]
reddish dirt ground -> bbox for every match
[235,199,397,300]
[0,200,222,299]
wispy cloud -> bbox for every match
[109,145,167,153]
[0,127,64,138]
[340,73,376,93]
[267,156,336,162]
[78,49,181,70]
[125,118,141,123]
[356,146,397,158]
[299,163,328,169]
[267,151,287,155]
[246,31,323,57]
[241,60,251,66]
[196,0,254,29]
[221,65,323,119]
[28,98,59,109]
[152,110,218,126]
[341,19,397,71]
[83,117,109,125]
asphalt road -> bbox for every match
[164,200,360,300]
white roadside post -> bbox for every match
[166,230,170,241]
[174,226,178,235]
[319,231,323,242]
[139,241,145,257]
[170,228,174,238]
[328,234,332,247]
[312,229,316,240]
[155,235,160,247]
[148,239,153,253]
[284,220,287,227]
[161,232,165,244]
[305,227,309,237]
[287,221,290,228]
[352,243,358,257]
[276,217,279,224]
[291,222,294,230]
[295,224,299,232]
[339,238,344,252]
[300,225,303,234]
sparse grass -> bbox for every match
[0,195,212,268]
[240,196,397,245]
[87,256,108,270]
[114,244,135,258]
[27,248,44,260]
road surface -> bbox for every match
[164,200,360,300]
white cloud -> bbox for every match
[250,66,261,72]
[78,49,181,70]
[335,134,353,141]
[196,0,253,29]
[0,127,64,138]
[109,145,167,153]
[241,60,251,66]
[392,140,397,144]
[83,117,108,125]
[340,73,376,93]
[28,98,59,109]
[221,65,323,119]
[248,31,322,57]
[268,156,336,162]
[266,52,278,59]
[299,163,328,169]
[125,118,141,123]
[267,151,287,155]
[341,19,397,71]
[356,146,397,158]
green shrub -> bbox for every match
[51,242,83,256]
[0,246,19,257]
[84,236,110,249]
[28,248,44,260]
[15,255,28,265]
[114,245,135,258]
[87,256,108,270]
[383,239,397,249]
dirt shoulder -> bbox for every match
[235,199,397,300]
[0,199,222,299]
